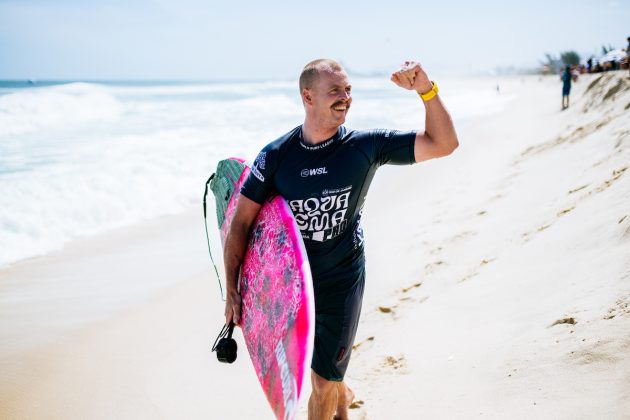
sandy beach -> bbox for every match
[1,72,629,419]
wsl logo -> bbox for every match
[301,167,328,177]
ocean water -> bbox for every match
[0,77,515,268]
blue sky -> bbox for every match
[1,0,628,80]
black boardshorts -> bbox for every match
[311,267,365,382]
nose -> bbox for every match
[339,90,350,101]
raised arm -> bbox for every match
[223,194,261,326]
[391,61,459,163]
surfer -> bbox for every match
[223,58,458,420]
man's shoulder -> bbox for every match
[342,128,398,142]
[253,126,300,173]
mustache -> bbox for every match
[331,101,350,108]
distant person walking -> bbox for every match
[561,66,572,110]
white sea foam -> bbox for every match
[0,83,123,137]
[106,80,297,97]
[0,77,515,267]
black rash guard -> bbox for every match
[241,124,416,380]
[241,125,416,297]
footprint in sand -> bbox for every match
[334,400,365,420]
[459,269,479,283]
[523,167,628,243]
[557,206,575,217]
[603,294,630,320]
[371,283,423,324]
[423,260,446,276]
[376,304,402,320]
[374,292,429,322]
[428,245,443,255]
[521,222,552,242]
[446,230,477,244]
[589,166,627,194]
[620,216,630,239]
[567,166,626,202]
[458,258,495,283]
[523,206,574,242]
[349,400,364,409]
[352,336,375,351]
[614,129,628,148]
[380,354,408,373]
[378,306,394,314]
[401,282,422,293]
[568,184,589,194]
[515,119,611,163]
[397,295,429,306]
[416,296,429,304]
[550,317,577,327]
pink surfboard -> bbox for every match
[210,157,315,420]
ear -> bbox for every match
[302,88,312,105]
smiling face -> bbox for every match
[302,68,352,132]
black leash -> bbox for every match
[204,166,238,365]
[211,322,237,363]
[203,173,225,301]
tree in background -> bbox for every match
[540,53,562,74]
[560,51,581,66]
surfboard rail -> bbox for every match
[210,157,314,420]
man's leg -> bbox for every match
[310,269,365,419]
[308,371,355,420]
[333,381,355,420]
[308,370,338,420]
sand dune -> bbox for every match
[349,72,630,419]
[1,72,629,419]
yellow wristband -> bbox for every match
[417,81,438,101]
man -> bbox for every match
[223,59,458,420]
[562,65,572,110]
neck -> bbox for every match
[301,119,340,145]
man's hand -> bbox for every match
[225,290,242,325]
[222,195,261,327]
[390,61,433,94]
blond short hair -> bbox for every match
[299,59,345,92]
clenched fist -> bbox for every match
[390,61,433,94]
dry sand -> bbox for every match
[1,72,629,419]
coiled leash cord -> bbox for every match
[203,173,225,301]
